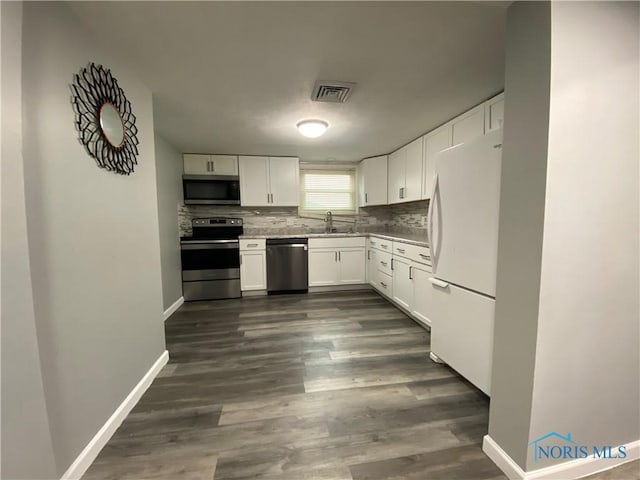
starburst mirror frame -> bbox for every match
[71,63,140,175]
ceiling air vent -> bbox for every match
[311,81,356,103]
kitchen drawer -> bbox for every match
[377,271,393,298]
[240,239,266,250]
[368,236,392,252]
[376,250,393,276]
[309,236,365,249]
[392,242,431,266]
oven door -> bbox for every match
[182,175,240,205]
[181,240,240,281]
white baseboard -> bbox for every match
[163,296,184,321]
[483,434,640,480]
[60,350,169,480]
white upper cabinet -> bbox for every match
[268,157,299,206]
[388,137,423,204]
[388,148,406,204]
[238,156,299,207]
[404,137,423,202]
[485,92,505,133]
[239,156,270,206]
[422,124,453,200]
[451,104,485,146]
[183,154,238,175]
[359,155,388,207]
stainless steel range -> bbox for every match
[180,217,243,301]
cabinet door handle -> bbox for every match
[367,251,371,260]
[365,193,368,203]
[391,258,394,270]
[211,160,215,172]
[335,251,338,262]
[240,254,242,265]
[409,266,413,280]
[339,251,341,261]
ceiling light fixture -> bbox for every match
[296,119,328,138]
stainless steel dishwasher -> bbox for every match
[266,238,308,294]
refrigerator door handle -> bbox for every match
[427,173,439,269]
[428,277,449,288]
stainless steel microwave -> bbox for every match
[182,175,241,205]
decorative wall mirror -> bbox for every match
[71,63,140,175]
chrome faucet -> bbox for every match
[324,211,336,233]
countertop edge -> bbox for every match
[238,232,429,248]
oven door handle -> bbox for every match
[181,243,239,250]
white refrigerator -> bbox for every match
[427,129,502,396]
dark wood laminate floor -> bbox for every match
[82,291,503,479]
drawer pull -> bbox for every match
[380,261,387,266]
[419,253,431,259]
[380,281,387,288]
[429,278,449,288]
[381,244,388,249]
[248,243,258,247]
[396,248,405,254]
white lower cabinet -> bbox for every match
[308,237,366,287]
[410,263,433,327]
[377,271,393,297]
[366,248,379,289]
[308,250,340,286]
[240,251,266,291]
[369,236,433,328]
[339,249,366,284]
[392,257,413,310]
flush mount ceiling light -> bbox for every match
[296,119,328,138]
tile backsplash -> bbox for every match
[178,200,429,238]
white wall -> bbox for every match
[527,1,639,469]
[487,1,551,470]
[154,133,183,310]
[488,1,640,474]
[19,2,166,475]
[0,2,58,477]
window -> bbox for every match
[299,169,357,214]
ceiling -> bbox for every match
[68,2,507,163]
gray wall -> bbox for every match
[527,1,639,469]
[154,134,183,310]
[487,1,551,470]
[19,2,166,475]
[488,0,640,472]
[0,2,58,478]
